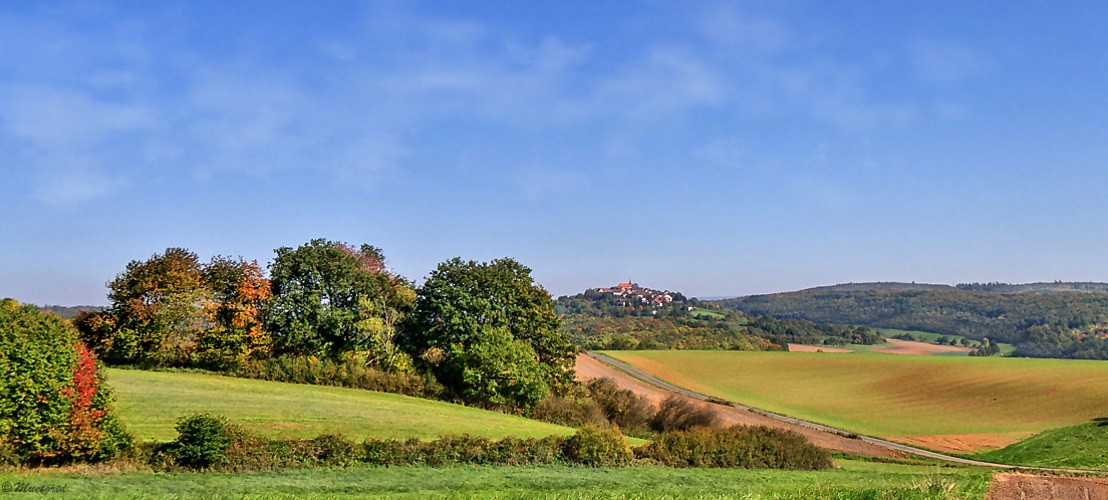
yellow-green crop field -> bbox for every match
[603,351,1108,451]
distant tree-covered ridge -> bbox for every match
[557,284,883,350]
[35,305,106,320]
[715,284,1108,359]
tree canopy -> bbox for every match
[403,257,574,406]
[266,239,414,366]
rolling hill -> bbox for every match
[105,368,574,442]
[714,283,1108,359]
[603,350,1108,454]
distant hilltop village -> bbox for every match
[594,282,677,307]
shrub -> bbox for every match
[360,434,566,467]
[0,300,130,464]
[485,436,562,465]
[634,426,832,470]
[561,424,632,467]
[221,433,362,471]
[167,413,238,469]
[650,395,717,432]
[527,395,607,428]
[586,378,654,435]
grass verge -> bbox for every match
[0,459,994,499]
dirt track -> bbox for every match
[575,354,904,457]
[987,473,1108,500]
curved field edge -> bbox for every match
[0,460,995,499]
[104,368,575,442]
[971,422,1108,471]
[600,350,1108,451]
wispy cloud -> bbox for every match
[0,2,949,208]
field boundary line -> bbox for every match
[585,351,1108,475]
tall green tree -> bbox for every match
[403,257,575,406]
[266,239,414,363]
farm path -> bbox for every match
[583,351,1108,475]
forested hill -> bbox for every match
[794,281,1108,294]
[714,286,1108,359]
[556,284,883,351]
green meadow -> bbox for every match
[105,368,574,442]
[972,421,1108,471]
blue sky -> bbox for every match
[2,1,1107,305]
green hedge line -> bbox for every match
[149,414,829,472]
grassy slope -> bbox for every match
[602,351,1108,439]
[0,460,994,499]
[105,368,573,442]
[972,422,1108,470]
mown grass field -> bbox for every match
[0,459,994,499]
[105,368,574,442]
[602,351,1108,451]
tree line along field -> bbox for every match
[105,369,576,442]
[602,350,1108,453]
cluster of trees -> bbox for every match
[75,240,574,408]
[718,288,1108,359]
[559,289,883,350]
[970,338,1002,357]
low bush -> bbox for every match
[526,378,655,438]
[361,434,565,467]
[561,424,633,467]
[634,426,832,470]
[650,395,717,432]
[586,378,655,435]
[162,413,238,470]
[527,395,607,428]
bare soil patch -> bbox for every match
[987,473,1108,500]
[873,338,974,355]
[888,431,1033,454]
[574,354,904,458]
[787,343,852,353]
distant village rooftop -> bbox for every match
[595,282,675,306]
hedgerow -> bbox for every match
[634,426,832,470]
[140,412,832,472]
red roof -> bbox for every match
[617,283,633,288]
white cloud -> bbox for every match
[34,160,125,207]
